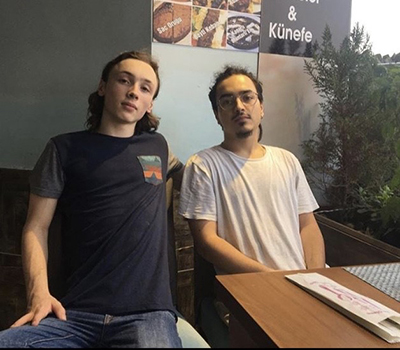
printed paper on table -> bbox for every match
[285,272,400,344]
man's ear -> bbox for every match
[214,110,222,127]
[260,104,264,119]
[98,80,106,97]
[146,101,154,114]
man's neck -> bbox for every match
[97,120,136,138]
[221,137,265,159]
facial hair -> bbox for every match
[236,130,253,139]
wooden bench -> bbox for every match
[316,213,400,266]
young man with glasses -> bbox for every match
[178,65,326,343]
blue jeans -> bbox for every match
[0,309,182,348]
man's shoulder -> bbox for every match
[265,145,298,160]
[187,145,221,164]
[193,145,220,157]
[264,146,304,174]
[51,130,88,143]
[140,131,167,144]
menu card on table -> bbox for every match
[285,272,400,344]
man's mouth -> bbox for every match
[122,102,137,110]
[233,114,250,123]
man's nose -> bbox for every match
[127,84,139,98]
[234,96,245,109]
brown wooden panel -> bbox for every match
[177,269,195,326]
[0,169,30,255]
[0,277,26,330]
[316,214,400,267]
[172,188,195,324]
[0,169,30,330]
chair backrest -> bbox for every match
[193,248,216,325]
[316,214,400,267]
[47,178,178,305]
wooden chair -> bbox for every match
[193,249,229,348]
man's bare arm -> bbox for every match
[11,193,66,327]
[189,219,274,274]
[299,212,326,269]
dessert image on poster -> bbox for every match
[228,0,261,14]
[193,0,228,10]
[226,13,260,51]
[192,7,227,48]
[153,2,192,44]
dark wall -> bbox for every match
[0,0,152,329]
[0,0,152,169]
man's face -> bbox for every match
[215,74,264,140]
[98,58,158,128]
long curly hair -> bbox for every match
[86,50,160,134]
[208,65,264,141]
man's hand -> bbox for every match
[11,295,66,327]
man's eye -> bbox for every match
[222,97,233,105]
[242,96,252,102]
[119,78,130,84]
[243,93,255,102]
[141,86,151,93]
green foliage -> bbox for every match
[356,185,400,240]
[302,24,392,207]
[302,24,400,246]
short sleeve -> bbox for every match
[178,155,217,221]
[29,139,65,198]
[293,156,319,214]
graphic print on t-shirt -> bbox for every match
[137,155,163,185]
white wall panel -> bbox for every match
[258,53,322,160]
[152,43,258,163]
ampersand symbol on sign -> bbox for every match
[288,6,297,21]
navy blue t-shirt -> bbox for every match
[30,130,181,315]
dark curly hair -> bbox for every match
[208,65,264,141]
[86,50,160,134]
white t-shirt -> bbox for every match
[179,145,319,273]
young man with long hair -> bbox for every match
[0,51,183,348]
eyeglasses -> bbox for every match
[218,91,259,111]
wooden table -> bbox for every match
[215,266,400,348]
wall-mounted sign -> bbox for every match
[153,0,261,52]
[259,0,352,57]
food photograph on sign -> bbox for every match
[153,1,192,45]
[193,0,228,10]
[192,6,227,48]
[228,0,261,14]
[226,13,260,51]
